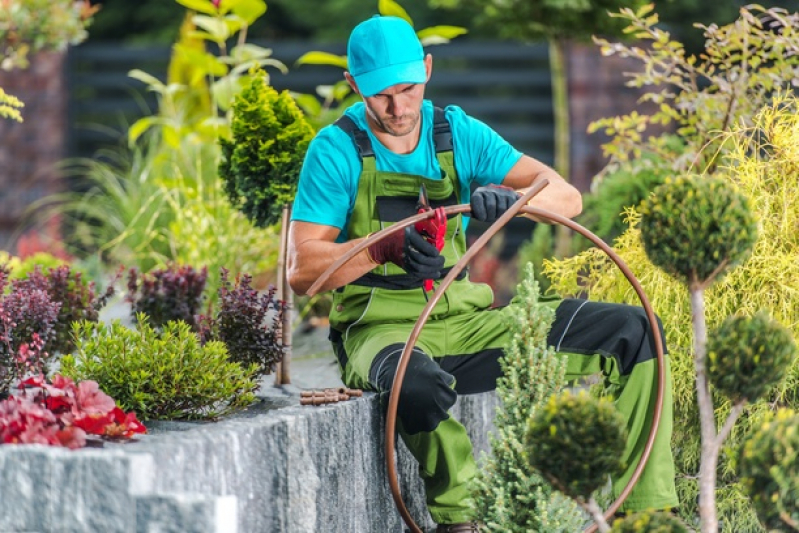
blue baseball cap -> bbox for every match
[347,16,427,97]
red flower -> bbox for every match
[73,412,113,435]
[102,408,146,439]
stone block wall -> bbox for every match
[0,391,498,533]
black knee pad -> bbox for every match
[369,343,457,435]
[618,307,667,375]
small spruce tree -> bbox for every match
[469,263,583,532]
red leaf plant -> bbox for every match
[0,372,146,449]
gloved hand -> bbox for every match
[471,184,521,223]
[367,226,445,280]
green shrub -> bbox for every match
[738,409,799,530]
[708,312,797,404]
[639,176,757,289]
[61,317,258,420]
[610,510,690,532]
[219,68,315,228]
[526,389,628,501]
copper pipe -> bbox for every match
[307,179,664,533]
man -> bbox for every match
[287,15,678,532]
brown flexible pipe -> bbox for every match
[307,180,664,533]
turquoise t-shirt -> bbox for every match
[291,100,522,241]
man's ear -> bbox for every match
[344,72,361,95]
[424,54,433,82]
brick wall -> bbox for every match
[0,51,67,250]
[567,41,662,192]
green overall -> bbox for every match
[328,112,678,524]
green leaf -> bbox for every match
[295,51,348,69]
[128,69,165,90]
[176,45,229,77]
[292,93,322,116]
[192,14,230,42]
[230,43,274,62]
[378,0,412,24]
[175,0,218,15]
[416,26,467,42]
[229,0,266,25]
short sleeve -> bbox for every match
[446,105,523,187]
[291,125,361,233]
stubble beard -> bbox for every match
[374,111,420,137]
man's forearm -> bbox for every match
[288,237,378,296]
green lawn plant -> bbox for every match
[470,264,583,532]
[61,316,259,420]
[545,96,799,530]
[38,1,283,296]
[526,389,627,532]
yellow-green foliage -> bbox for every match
[544,95,799,531]
[610,510,689,533]
[738,408,799,530]
[0,88,23,122]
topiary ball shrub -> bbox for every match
[707,311,797,404]
[639,175,757,289]
[219,68,315,228]
[738,408,799,530]
[61,316,258,420]
[525,390,627,500]
[610,510,690,532]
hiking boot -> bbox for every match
[435,522,481,533]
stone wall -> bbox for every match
[0,391,499,533]
[0,51,67,250]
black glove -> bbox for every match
[367,226,445,280]
[471,185,521,223]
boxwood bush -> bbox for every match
[61,316,258,420]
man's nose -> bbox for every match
[389,96,406,116]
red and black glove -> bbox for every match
[367,226,445,280]
[471,185,521,223]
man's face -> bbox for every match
[362,82,426,137]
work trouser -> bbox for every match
[330,297,679,524]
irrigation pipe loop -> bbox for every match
[307,179,665,533]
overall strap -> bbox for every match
[333,115,375,158]
[432,106,453,153]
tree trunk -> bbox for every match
[691,287,718,532]
[274,205,293,386]
[549,38,572,258]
